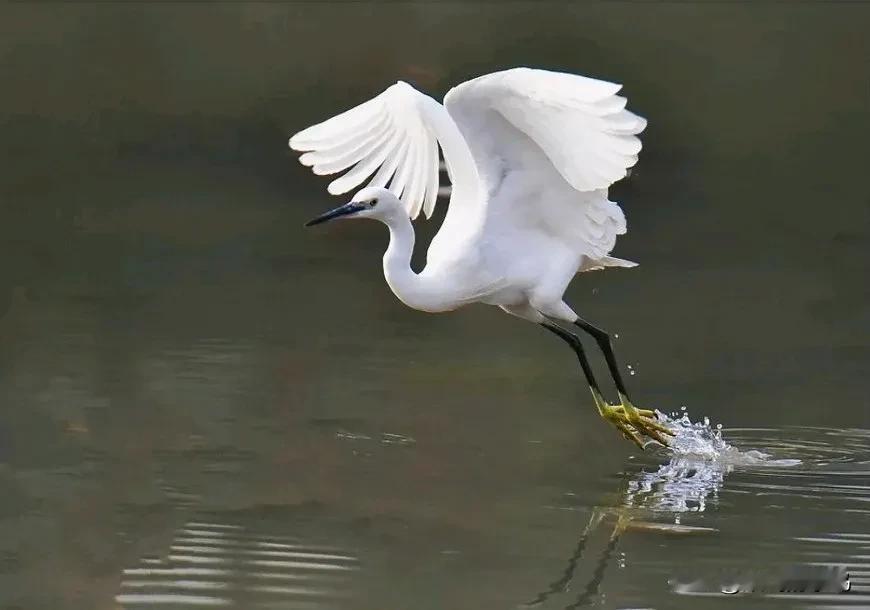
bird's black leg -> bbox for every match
[573,316,631,400]
[573,316,676,447]
[540,322,602,396]
[541,320,673,448]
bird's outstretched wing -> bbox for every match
[289,82,478,220]
[443,67,646,262]
[445,67,645,192]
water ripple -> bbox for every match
[116,518,357,609]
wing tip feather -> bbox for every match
[327,178,350,196]
[288,134,310,151]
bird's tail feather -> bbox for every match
[579,256,638,272]
[601,256,638,268]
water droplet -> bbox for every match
[629,370,636,376]
[614,333,619,339]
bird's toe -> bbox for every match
[628,412,674,447]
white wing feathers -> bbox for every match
[290,68,646,270]
[445,67,646,192]
[289,82,444,220]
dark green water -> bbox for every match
[1,3,869,609]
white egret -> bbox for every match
[291,67,671,448]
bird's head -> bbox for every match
[305,187,404,227]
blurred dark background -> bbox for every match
[3,3,867,421]
[1,3,868,609]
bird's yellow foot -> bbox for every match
[591,390,674,450]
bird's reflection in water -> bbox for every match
[523,452,728,608]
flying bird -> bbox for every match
[290,67,672,448]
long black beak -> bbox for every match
[304,202,365,227]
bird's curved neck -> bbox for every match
[382,216,445,313]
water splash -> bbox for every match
[625,453,728,513]
[621,408,802,513]
[653,408,801,467]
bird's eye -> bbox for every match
[369,199,378,207]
